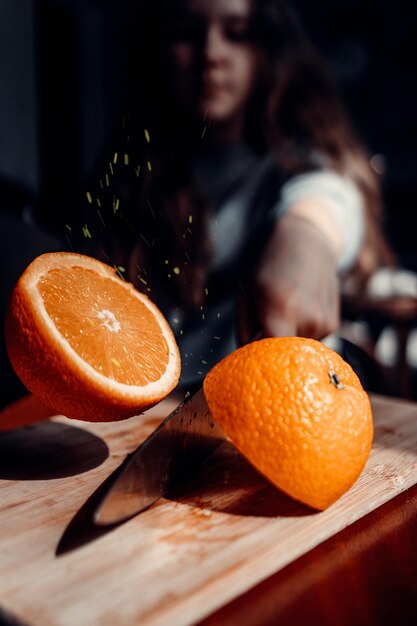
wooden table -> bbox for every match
[1,393,417,626]
[197,473,417,626]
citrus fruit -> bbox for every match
[5,252,181,422]
[203,337,373,510]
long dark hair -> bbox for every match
[78,0,394,307]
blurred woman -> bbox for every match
[75,0,394,390]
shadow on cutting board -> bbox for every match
[0,420,108,480]
[56,468,130,556]
[167,442,315,518]
[56,441,315,556]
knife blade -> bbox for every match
[93,388,224,525]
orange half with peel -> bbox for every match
[203,337,373,510]
[5,252,181,422]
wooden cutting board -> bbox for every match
[1,393,417,626]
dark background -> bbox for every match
[1,0,416,267]
[0,0,416,263]
[298,0,417,273]
[0,0,416,407]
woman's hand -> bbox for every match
[236,211,341,343]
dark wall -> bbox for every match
[33,0,141,230]
[296,1,416,180]
[0,0,140,227]
[294,0,417,270]
[0,0,39,198]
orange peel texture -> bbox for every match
[203,337,373,510]
[5,252,181,422]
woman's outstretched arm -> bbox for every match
[236,170,365,342]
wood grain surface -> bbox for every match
[197,481,417,626]
[1,394,417,626]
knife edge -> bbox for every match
[93,388,224,525]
